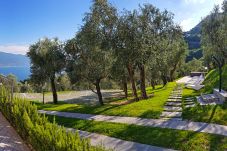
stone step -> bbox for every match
[171,91,182,93]
[168,96,182,99]
[184,99,194,101]
[164,106,182,112]
[170,94,182,96]
[185,97,194,100]
[161,117,182,121]
[160,111,182,118]
[184,101,195,105]
[185,104,195,108]
[167,99,182,103]
[165,102,182,106]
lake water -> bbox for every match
[0,66,30,81]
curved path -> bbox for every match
[0,112,30,151]
[39,110,227,137]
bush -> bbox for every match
[0,86,106,151]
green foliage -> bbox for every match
[47,115,227,151]
[0,85,106,151]
[65,0,117,105]
[28,38,65,85]
[57,73,72,91]
[178,58,205,77]
[27,38,65,103]
[202,65,227,92]
[202,1,227,66]
[6,74,20,92]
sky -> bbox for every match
[0,0,224,55]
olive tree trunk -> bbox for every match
[95,79,104,105]
[123,80,128,98]
[127,64,138,100]
[139,65,148,99]
[50,76,58,104]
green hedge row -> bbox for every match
[0,86,106,151]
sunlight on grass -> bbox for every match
[35,82,176,118]
[46,115,227,151]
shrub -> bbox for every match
[0,86,106,151]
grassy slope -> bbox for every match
[47,115,227,151]
[182,65,227,125]
[203,65,227,93]
[35,82,176,119]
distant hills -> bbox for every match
[0,51,30,80]
[0,51,30,67]
[184,20,203,62]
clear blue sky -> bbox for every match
[0,0,224,54]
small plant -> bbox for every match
[0,85,106,151]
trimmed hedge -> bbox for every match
[0,86,106,151]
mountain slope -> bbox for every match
[0,51,30,67]
[184,22,202,50]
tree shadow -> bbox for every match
[139,110,162,119]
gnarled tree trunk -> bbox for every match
[50,76,58,104]
[95,79,104,105]
[162,75,168,87]
[151,80,155,90]
[123,80,128,98]
[127,64,138,100]
[139,65,148,99]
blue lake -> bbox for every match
[0,66,30,81]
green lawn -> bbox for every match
[46,115,227,151]
[35,82,176,119]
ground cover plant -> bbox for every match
[0,86,107,151]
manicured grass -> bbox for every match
[46,115,227,151]
[35,82,176,119]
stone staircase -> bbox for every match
[160,85,183,120]
[184,97,196,108]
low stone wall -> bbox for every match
[213,89,227,102]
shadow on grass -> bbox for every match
[139,110,162,119]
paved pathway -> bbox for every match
[66,128,176,151]
[39,110,227,136]
[0,112,30,151]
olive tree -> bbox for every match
[27,38,65,104]
[65,0,117,105]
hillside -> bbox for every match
[203,65,227,93]
[184,21,203,62]
[184,22,202,50]
[0,51,29,67]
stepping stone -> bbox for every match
[164,106,182,112]
[165,102,182,106]
[161,117,182,121]
[167,99,182,103]
[185,97,194,100]
[160,111,182,118]
[184,99,193,101]
[185,104,195,108]
[184,101,195,105]
[169,97,182,99]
